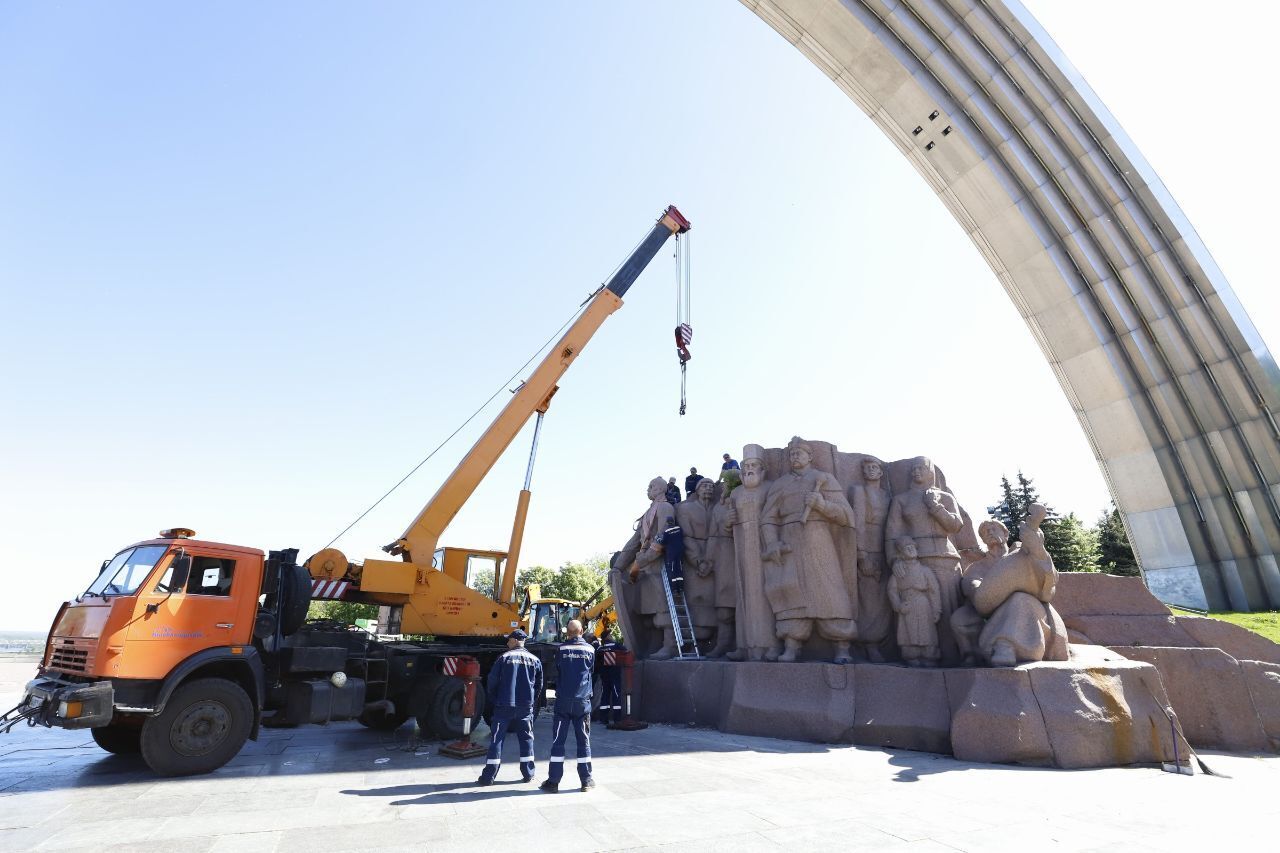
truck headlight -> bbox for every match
[58,701,83,719]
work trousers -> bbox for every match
[479,709,534,782]
[547,711,592,784]
[596,670,622,724]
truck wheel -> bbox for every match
[419,679,485,740]
[140,678,252,777]
[91,723,141,755]
[279,564,313,636]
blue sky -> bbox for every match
[2,1,1276,630]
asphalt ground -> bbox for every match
[1,656,1277,852]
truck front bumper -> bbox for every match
[20,677,114,730]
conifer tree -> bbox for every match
[1041,512,1100,572]
[1095,505,1139,576]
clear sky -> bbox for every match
[2,1,1276,631]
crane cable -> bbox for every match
[674,232,692,415]
[322,300,590,550]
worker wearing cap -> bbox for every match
[541,619,596,793]
[478,628,543,786]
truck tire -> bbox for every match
[280,564,312,636]
[91,723,141,755]
[140,677,252,777]
[419,678,486,740]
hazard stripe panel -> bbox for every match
[309,580,350,600]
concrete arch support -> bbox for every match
[739,0,1280,610]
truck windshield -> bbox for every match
[85,545,168,597]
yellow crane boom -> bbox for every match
[308,206,690,637]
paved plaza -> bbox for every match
[1,658,1277,852]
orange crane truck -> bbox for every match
[2,205,690,776]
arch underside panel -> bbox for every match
[740,0,1280,610]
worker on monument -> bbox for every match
[541,619,596,793]
[594,631,626,724]
[685,466,702,498]
[760,437,859,664]
[655,518,686,597]
[477,628,543,786]
[665,477,682,505]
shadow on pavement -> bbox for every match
[342,779,545,806]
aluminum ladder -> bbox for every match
[660,568,701,659]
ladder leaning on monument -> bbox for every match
[660,568,702,659]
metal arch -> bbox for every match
[739,0,1280,610]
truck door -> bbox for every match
[124,553,252,680]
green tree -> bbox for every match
[468,567,496,598]
[306,599,379,623]
[463,557,610,604]
[550,555,611,602]
[1041,512,1100,573]
[1095,505,1139,576]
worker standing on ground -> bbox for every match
[478,628,543,786]
[595,633,626,724]
[541,619,596,793]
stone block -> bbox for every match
[1175,616,1280,665]
[1116,646,1271,752]
[1053,573,1174,617]
[1062,614,1197,647]
[850,664,950,754]
[1025,659,1182,768]
[1239,660,1280,750]
[722,661,856,743]
[635,660,728,727]
[945,667,1053,766]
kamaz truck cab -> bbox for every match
[20,529,311,775]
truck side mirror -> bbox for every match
[170,554,193,591]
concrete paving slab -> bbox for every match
[2,658,1278,852]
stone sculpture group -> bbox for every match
[610,438,1069,669]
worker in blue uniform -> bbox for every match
[478,628,543,786]
[656,521,685,595]
[541,619,596,792]
[595,634,626,724]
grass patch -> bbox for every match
[1172,609,1280,644]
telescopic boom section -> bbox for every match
[384,206,690,567]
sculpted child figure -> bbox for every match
[727,444,780,662]
[887,537,942,668]
[761,437,859,664]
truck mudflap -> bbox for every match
[1,678,114,732]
